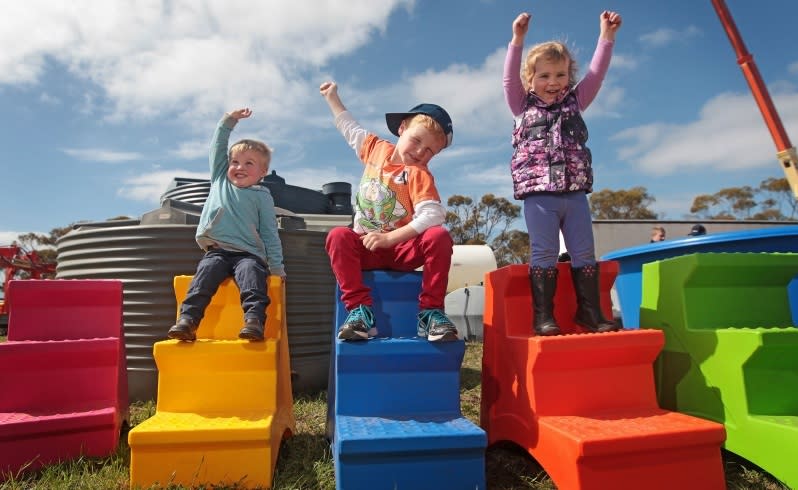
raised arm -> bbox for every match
[511,12,530,47]
[504,13,532,116]
[320,81,368,154]
[209,107,252,179]
[576,11,622,110]
[320,82,346,118]
[599,10,622,42]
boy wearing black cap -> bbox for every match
[319,81,458,342]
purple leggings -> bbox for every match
[523,191,596,268]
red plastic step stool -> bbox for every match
[480,264,726,490]
[0,279,128,479]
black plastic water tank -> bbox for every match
[322,182,354,216]
[261,171,331,214]
[160,172,351,216]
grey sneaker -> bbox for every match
[238,317,265,341]
[168,316,199,342]
[337,305,377,340]
[417,309,459,342]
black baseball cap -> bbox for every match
[385,103,453,148]
[688,224,707,236]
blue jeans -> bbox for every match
[180,249,270,324]
[523,191,596,268]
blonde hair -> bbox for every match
[523,41,578,91]
[402,114,446,146]
[229,139,272,169]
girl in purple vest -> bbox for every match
[503,10,622,336]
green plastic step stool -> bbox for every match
[640,252,798,489]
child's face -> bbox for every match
[227,149,268,188]
[531,57,570,105]
[392,121,445,168]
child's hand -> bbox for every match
[360,231,393,251]
[229,108,252,120]
[600,11,622,41]
[319,81,347,116]
[319,81,338,99]
[511,12,531,45]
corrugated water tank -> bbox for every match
[56,211,336,403]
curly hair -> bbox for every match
[522,41,578,92]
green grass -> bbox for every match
[0,341,790,489]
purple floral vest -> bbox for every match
[509,90,593,199]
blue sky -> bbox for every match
[1,0,797,245]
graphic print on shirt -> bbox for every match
[356,175,407,232]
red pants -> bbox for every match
[325,226,454,311]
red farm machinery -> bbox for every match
[0,245,56,336]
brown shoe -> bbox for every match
[238,318,265,341]
[168,316,198,341]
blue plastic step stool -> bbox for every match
[327,270,486,490]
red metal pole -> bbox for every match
[711,0,798,197]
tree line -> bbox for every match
[7,177,797,273]
[446,177,796,266]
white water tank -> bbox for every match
[447,245,497,293]
[445,285,485,340]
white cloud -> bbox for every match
[406,48,508,139]
[608,54,638,71]
[653,193,702,220]
[0,232,25,245]
[789,61,798,75]
[62,148,143,163]
[585,83,625,119]
[38,92,60,105]
[0,0,414,126]
[118,169,209,203]
[170,140,208,161]
[612,89,798,175]
[408,43,630,136]
[458,162,515,187]
[311,46,516,143]
[434,143,503,162]
[640,26,702,48]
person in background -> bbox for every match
[650,226,666,242]
[688,224,707,236]
[503,10,623,336]
[319,81,459,343]
[167,108,286,343]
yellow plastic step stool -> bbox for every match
[128,276,295,489]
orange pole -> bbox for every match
[711,0,791,151]
[711,0,798,198]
